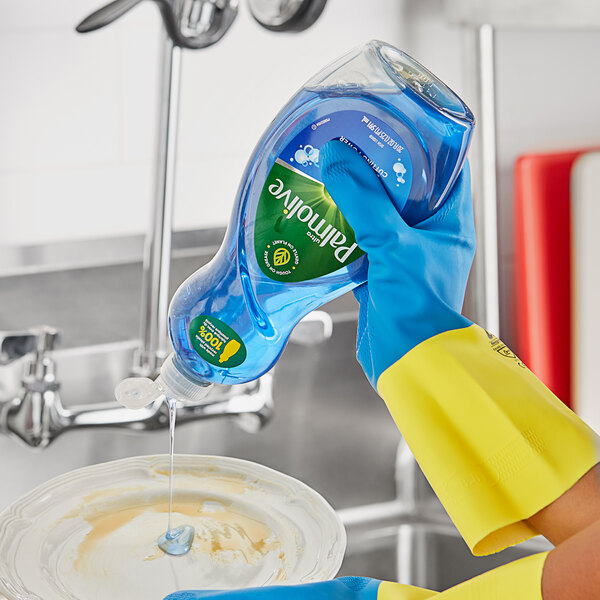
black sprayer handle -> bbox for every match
[76,0,144,33]
[76,0,239,50]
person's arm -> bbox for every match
[528,464,600,599]
[430,465,600,599]
[422,464,600,599]
[529,463,600,545]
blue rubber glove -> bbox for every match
[319,139,599,561]
[164,577,381,600]
[320,140,476,388]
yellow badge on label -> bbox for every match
[273,247,291,266]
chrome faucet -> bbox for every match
[0,1,333,449]
[0,313,330,448]
[0,326,275,448]
[0,327,67,448]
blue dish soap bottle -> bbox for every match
[116,40,474,405]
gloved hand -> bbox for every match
[321,140,475,388]
[320,140,598,557]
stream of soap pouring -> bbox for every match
[157,397,195,555]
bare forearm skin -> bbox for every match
[541,519,600,599]
[528,465,600,599]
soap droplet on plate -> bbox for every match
[157,525,195,556]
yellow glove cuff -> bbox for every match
[377,324,599,555]
[377,582,436,600]
[377,551,549,600]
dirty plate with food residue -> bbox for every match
[0,455,346,600]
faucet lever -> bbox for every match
[29,326,60,356]
[75,0,143,33]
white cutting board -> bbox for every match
[571,151,600,434]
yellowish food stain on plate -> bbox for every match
[73,497,280,573]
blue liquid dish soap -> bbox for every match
[116,40,474,406]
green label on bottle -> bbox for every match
[189,315,247,368]
[254,160,364,282]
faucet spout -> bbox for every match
[65,374,274,434]
[0,327,274,448]
[2,374,273,448]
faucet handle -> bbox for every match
[30,326,60,355]
[0,326,60,365]
[76,0,143,33]
[76,0,239,50]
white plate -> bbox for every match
[0,455,346,600]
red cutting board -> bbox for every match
[514,149,598,410]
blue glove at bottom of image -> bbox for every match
[164,578,381,600]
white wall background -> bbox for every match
[394,2,600,343]
[0,0,405,245]
[2,0,600,343]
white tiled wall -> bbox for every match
[0,0,405,245]
[0,0,161,244]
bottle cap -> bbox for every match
[156,354,212,402]
[114,353,212,409]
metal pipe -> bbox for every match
[133,33,182,377]
[476,24,501,335]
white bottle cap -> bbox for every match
[115,353,212,409]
